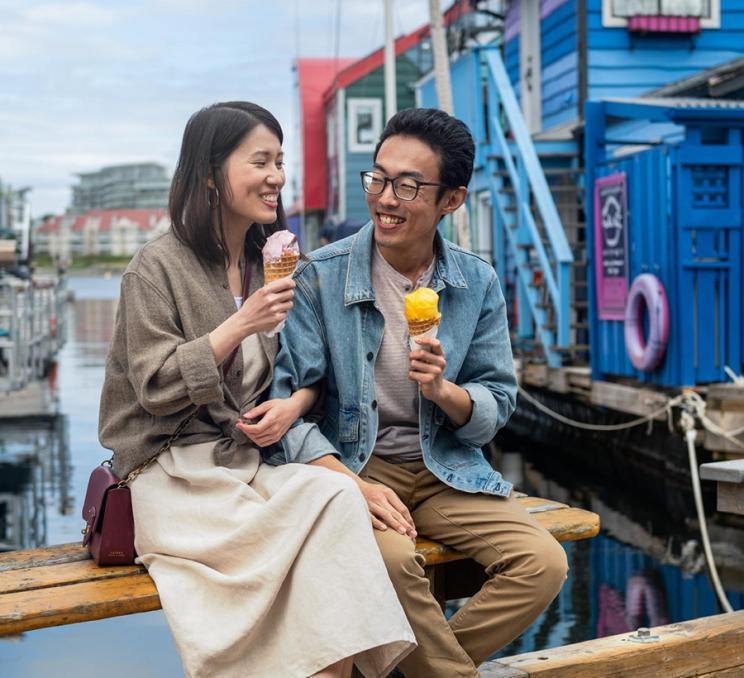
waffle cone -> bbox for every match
[264,252,299,282]
[407,317,440,337]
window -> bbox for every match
[347,98,383,153]
[602,0,720,28]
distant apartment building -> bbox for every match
[35,208,169,261]
[0,180,32,262]
[70,163,171,213]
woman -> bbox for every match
[98,101,415,678]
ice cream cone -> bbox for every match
[407,317,441,337]
[404,287,441,349]
[264,251,300,283]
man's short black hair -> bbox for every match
[373,108,475,199]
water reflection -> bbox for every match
[0,274,183,678]
[486,447,744,660]
[0,415,70,551]
[1,274,743,677]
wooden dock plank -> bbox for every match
[0,574,160,636]
[0,542,89,572]
[483,611,744,678]
[697,668,744,678]
[0,496,600,635]
[0,559,146,595]
[526,507,599,542]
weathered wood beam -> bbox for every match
[701,460,744,516]
[0,496,599,636]
[480,611,744,678]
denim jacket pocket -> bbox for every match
[338,407,360,442]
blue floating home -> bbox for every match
[417,0,744,396]
[415,0,744,483]
[298,0,744,470]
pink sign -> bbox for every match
[594,173,629,321]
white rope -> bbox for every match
[680,414,734,613]
[517,383,737,612]
[681,390,744,450]
[519,384,744,444]
[517,385,682,432]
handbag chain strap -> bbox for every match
[117,406,201,487]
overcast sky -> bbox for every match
[0,0,441,217]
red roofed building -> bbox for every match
[294,0,473,249]
[293,58,354,249]
[34,208,169,261]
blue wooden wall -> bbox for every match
[504,1,521,102]
[588,118,743,387]
[504,0,744,132]
[504,0,578,131]
[586,0,744,101]
[542,0,579,129]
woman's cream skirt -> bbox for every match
[131,442,415,677]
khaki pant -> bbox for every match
[360,456,569,678]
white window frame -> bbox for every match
[347,98,383,154]
[602,0,720,28]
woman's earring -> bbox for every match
[208,187,220,209]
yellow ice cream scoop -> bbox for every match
[404,287,441,323]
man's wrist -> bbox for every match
[428,379,454,408]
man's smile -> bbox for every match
[377,212,406,229]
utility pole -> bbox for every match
[383,0,397,122]
[429,0,453,114]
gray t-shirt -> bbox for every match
[371,245,435,463]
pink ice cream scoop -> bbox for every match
[262,231,299,282]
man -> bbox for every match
[271,108,568,677]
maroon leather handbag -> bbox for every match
[82,462,136,566]
[82,407,202,566]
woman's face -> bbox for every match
[220,123,285,227]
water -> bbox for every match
[1,274,743,676]
[1,275,182,678]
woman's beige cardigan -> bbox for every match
[99,230,276,478]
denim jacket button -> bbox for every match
[371,400,378,410]
[366,352,373,361]
[358,453,365,462]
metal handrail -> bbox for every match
[0,275,67,392]
[483,47,573,352]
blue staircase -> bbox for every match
[482,47,579,368]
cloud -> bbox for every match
[25,2,123,27]
[0,0,442,215]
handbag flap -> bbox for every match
[82,464,119,537]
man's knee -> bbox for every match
[524,534,569,600]
[493,530,568,595]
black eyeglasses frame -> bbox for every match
[359,170,449,202]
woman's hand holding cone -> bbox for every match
[238,277,295,334]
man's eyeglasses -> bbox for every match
[360,170,448,202]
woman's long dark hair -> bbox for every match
[169,101,287,266]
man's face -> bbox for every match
[366,134,451,257]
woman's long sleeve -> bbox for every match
[120,271,224,416]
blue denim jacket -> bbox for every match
[270,222,517,496]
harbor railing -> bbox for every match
[0,275,68,392]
